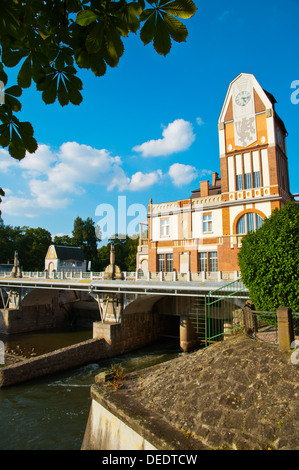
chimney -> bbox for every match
[200,180,209,197]
[212,172,219,186]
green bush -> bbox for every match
[238,201,299,312]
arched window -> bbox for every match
[237,213,264,234]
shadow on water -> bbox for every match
[0,332,181,450]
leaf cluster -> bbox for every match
[238,201,299,311]
[0,0,197,166]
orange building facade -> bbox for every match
[136,73,292,280]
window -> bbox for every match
[158,254,165,272]
[166,254,173,272]
[160,218,170,237]
[199,252,207,272]
[199,252,218,272]
[209,252,218,272]
[236,174,243,190]
[203,214,212,233]
[253,171,261,188]
[244,173,252,189]
[237,213,264,234]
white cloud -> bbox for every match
[168,163,198,187]
[196,117,204,126]
[132,119,196,157]
[0,195,42,218]
[200,169,213,177]
[108,168,163,192]
[19,144,57,175]
[128,170,162,191]
[0,141,163,217]
[0,149,19,172]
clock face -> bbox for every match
[235,90,251,106]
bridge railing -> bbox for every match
[0,270,241,282]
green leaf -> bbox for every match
[162,12,188,42]
[104,28,125,67]
[76,10,99,26]
[68,87,83,105]
[140,11,157,45]
[140,0,196,53]
[85,22,104,53]
[18,56,32,88]
[42,76,58,104]
[163,0,197,19]
[5,85,22,97]
[2,49,27,68]
[153,14,172,56]
[0,125,10,148]
[90,54,107,77]
[8,143,26,160]
[4,94,22,112]
[58,79,69,107]
[18,121,34,138]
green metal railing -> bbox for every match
[190,279,298,349]
[190,279,250,347]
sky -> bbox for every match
[1,0,299,243]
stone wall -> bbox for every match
[93,310,175,356]
[0,338,107,388]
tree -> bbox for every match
[18,226,52,270]
[53,234,74,246]
[0,223,52,270]
[72,216,98,266]
[0,223,22,264]
[0,0,197,164]
[238,201,299,311]
[96,234,139,271]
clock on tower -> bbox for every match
[232,75,257,147]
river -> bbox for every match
[0,328,180,450]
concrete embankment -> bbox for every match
[0,338,107,388]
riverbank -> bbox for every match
[84,334,299,450]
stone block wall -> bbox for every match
[0,338,107,388]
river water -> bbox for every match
[0,328,180,450]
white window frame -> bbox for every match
[203,214,212,233]
[160,218,170,237]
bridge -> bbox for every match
[0,272,249,352]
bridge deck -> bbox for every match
[0,278,249,298]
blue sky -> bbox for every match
[1,0,298,242]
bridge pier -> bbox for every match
[179,315,198,352]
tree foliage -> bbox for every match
[238,201,299,311]
[0,223,52,271]
[0,216,139,272]
[0,0,197,168]
[72,216,98,265]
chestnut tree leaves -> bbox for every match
[0,0,197,164]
